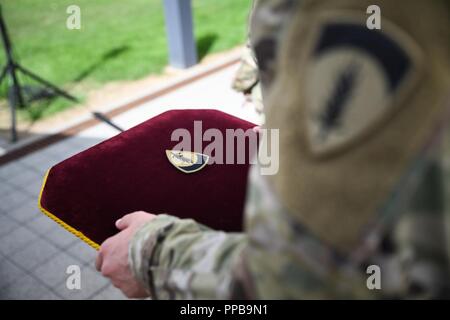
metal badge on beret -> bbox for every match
[166,150,209,174]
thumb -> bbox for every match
[115,213,134,230]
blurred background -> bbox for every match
[0,0,259,299]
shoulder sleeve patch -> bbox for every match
[304,12,423,156]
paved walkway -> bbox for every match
[0,62,259,299]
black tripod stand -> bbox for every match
[0,4,77,142]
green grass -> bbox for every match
[0,0,250,121]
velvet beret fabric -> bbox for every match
[39,109,256,246]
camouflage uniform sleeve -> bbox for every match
[128,166,373,300]
[231,42,259,94]
[231,1,259,94]
[129,214,247,299]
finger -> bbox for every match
[116,212,136,230]
[252,126,263,139]
[252,126,261,133]
[95,250,103,272]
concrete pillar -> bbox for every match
[163,0,198,69]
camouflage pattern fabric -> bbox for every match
[231,1,264,113]
[231,42,259,94]
[231,43,264,114]
[129,0,450,299]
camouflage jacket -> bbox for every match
[231,1,264,114]
[129,0,450,299]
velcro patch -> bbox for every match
[304,14,422,156]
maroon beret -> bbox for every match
[39,109,257,249]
